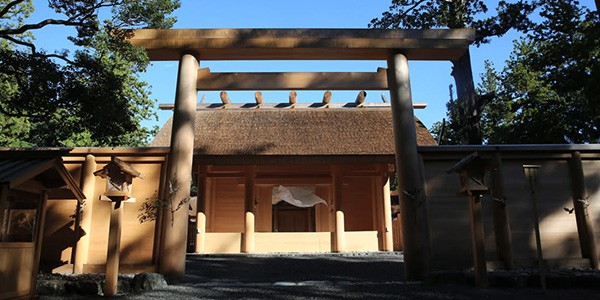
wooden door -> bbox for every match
[272,202,315,232]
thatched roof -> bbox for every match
[151,108,436,155]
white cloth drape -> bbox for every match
[272,185,327,208]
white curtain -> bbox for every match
[272,185,327,208]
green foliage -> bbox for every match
[375,0,599,144]
[477,1,600,143]
[370,0,537,45]
[0,0,180,147]
[371,1,538,144]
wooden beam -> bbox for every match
[104,201,123,297]
[159,102,428,110]
[74,155,97,274]
[490,152,514,269]
[322,90,332,104]
[523,165,546,291]
[570,151,599,269]
[128,28,475,61]
[334,211,345,252]
[382,176,394,251]
[197,69,389,91]
[289,91,297,104]
[388,52,431,280]
[158,52,198,283]
[31,192,48,298]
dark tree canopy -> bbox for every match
[373,0,599,144]
[478,1,600,144]
[429,0,600,144]
[371,1,538,144]
[0,0,181,147]
[369,0,537,45]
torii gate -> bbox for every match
[128,28,475,283]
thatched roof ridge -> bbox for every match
[151,108,436,155]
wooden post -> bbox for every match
[331,165,342,232]
[461,168,488,288]
[387,52,431,280]
[245,166,256,214]
[383,176,394,251]
[491,152,514,269]
[570,151,599,269]
[30,191,48,296]
[335,211,345,252]
[244,212,255,253]
[74,154,97,274]
[523,165,546,291]
[159,52,198,282]
[196,212,206,253]
[105,201,123,296]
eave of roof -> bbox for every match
[151,108,437,156]
[0,151,85,201]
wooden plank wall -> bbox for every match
[0,243,35,299]
[39,150,169,274]
[422,150,597,271]
[206,177,245,232]
[582,160,600,262]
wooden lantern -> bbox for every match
[94,157,142,202]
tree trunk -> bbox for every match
[452,49,483,145]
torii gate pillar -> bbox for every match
[387,52,431,280]
[158,52,199,283]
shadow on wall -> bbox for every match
[39,217,81,273]
[586,166,600,260]
[426,155,600,271]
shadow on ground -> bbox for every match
[114,253,599,300]
[183,253,405,284]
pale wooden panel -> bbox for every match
[119,163,162,264]
[40,199,77,269]
[423,161,473,270]
[210,177,245,232]
[0,244,34,298]
[87,165,112,265]
[254,232,332,252]
[342,177,374,231]
[504,160,581,266]
[86,162,163,266]
[583,160,600,260]
[203,233,242,253]
[345,231,379,252]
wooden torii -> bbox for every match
[127,28,476,283]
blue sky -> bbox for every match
[27,0,598,132]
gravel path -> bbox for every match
[41,253,600,299]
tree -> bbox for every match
[370,0,537,144]
[477,0,600,144]
[0,0,181,146]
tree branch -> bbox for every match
[399,0,428,20]
[0,18,91,35]
[0,34,36,52]
[0,0,26,19]
[40,53,76,65]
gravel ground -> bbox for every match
[40,252,600,299]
